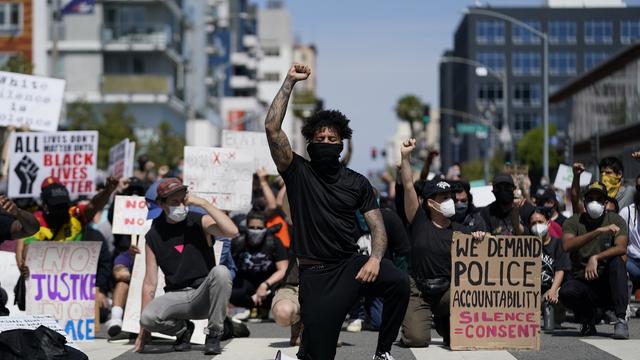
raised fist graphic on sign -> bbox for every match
[14,155,39,194]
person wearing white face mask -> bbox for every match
[559,181,630,340]
[399,139,485,348]
[134,178,239,355]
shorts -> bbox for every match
[271,284,299,311]
[113,251,133,272]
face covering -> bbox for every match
[452,202,468,222]
[45,206,71,230]
[167,205,189,222]
[495,189,514,205]
[586,201,605,219]
[247,228,267,247]
[634,185,640,207]
[601,173,622,198]
[434,199,456,218]
[307,142,343,179]
[531,223,549,238]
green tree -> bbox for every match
[66,101,99,131]
[0,54,33,74]
[395,95,423,139]
[516,124,560,172]
[461,149,505,182]
[292,90,318,119]
[146,121,185,167]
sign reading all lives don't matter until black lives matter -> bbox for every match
[450,233,542,351]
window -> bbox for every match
[476,52,505,72]
[477,83,503,103]
[585,52,609,71]
[512,52,541,76]
[514,113,540,137]
[513,83,541,107]
[512,21,541,45]
[585,21,613,44]
[476,20,505,44]
[263,47,280,57]
[621,20,640,44]
[549,52,577,76]
[0,3,22,34]
[263,72,279,81]
[549,21,577,44]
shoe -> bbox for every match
[204,334,222,355]
[346,318,363,332]
[248,308,262,323]
[612,318,629,340]
[173,320,195,352]
[373,352,395,360]
[275,350,298,360]
[290,321,303,346]
[106,318,123,338]
[603,310,618,324]
[579,321,597,337]
[232,308,250,321]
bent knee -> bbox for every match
[211,265,232,284]
[113,266,131,283]
[140,309,157,329]
[401,331,431,348]
[272,300,299,327]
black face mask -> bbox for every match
[494,189,514,205]
[634,185,640,207]
[45,206,71,230]
[452,202,468,223]
[307,142,343,180]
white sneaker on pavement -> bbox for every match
[106,318,123,338]
[346,318,363,332]
[373,352,395,360]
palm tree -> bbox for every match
[395,95,423,139]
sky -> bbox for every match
[257,0,640,174]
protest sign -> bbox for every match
[126,141,136,178]
[222,130,278,175]
[0,71,66,132]
[8,131,98,198]
[450,233,541,351]
[183,146,254,211]
[25,241,102,342]
[0,315,77,348]
[553,164,593,190]
[0,251,22,315]
[469,186,496,208]
[107,139,134,179]
[122,228,207,345]
[112,196,148,236]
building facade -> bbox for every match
[439,2,640,170]
[0,0,32,65]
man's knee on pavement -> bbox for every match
[401,327,431,348]
[113,265,131,283]
[272,300,299,327]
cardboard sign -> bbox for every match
[222,130,278,175]
[553,164,593,190]
[25,241,102,342]
[107,139,134,179]
[8,131,98,198]
[0,315,77,348]
[183,146,254,211]
[469,186,496,208]
[0,251,23,315]
[122,228,208,345]
[0,71,66,132]
[450,233,541,351]
[112,196,149,235]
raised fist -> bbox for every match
[14,155,39,194]
[572,162,585,176]
[287,63,311,82]
[632,151,640,161]
[401,139,416,158]
[0,195,18,217]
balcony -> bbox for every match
[230,52,257,69]
[101,74,173,94]
[243,35,258,48]
[102,23,174,49]
[230,75,257,89]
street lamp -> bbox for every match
[465,7,550,180]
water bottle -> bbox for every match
[543,300,555,332]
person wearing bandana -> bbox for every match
[479,173,528,236]
[265,64,409,360]
[230,210,288,319]
[599,157,636,210]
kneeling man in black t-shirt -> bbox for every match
[265,64,409,360]
[133,178,239,355]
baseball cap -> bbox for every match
[492,173,515,187]
[535,187,556,205]
[421,179,453,199]
[583,181,607,198]
[40,177,70,207]
[156,178,187,199]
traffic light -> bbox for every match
[422,104,431,125]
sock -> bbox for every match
[111,306,123,321]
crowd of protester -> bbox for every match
[1,139,640,358]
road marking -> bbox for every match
[78,339,133,360]
[409,338,517,360]
[580,339,640,360]
[215,338,296,360]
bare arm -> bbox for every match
[563,224,616,252]
[276,184,287,209]
[364,209,388,260]
[265,64,310,172]
[186,194,238,237]
[257,169,277,211]
[340,139,353,167]
[419,149,439,182]
[1,195,40,239]
[84,177,119,223]
[571,163,585,214]
[595,233,628,261]
[264,259,288,288]
[400,139,419,224]
[140,244,158,317]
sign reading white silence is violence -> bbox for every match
[0,71,66,132]
[8,131,98,198]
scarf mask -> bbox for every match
[601,173,622,198]
[307,142,343,181]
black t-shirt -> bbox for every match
[0,213,14,241]
[541,236,571,288]
[409,206,470,280]
[480,202,528,236]
[235,235,288,284]
[280,154,379,262]
[382,208,411,258]
[146,212,215,291]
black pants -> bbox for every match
[230,275,272,309]
[298,255,410,360]
[558,256,629,321]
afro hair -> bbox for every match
[301,109,353,142]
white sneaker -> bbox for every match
[106,318,123,338]
[232,309,251,321]
[373,352,395,360]
[275,350,298,360]
[346,318,363,332]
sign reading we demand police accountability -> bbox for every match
[450,233,542,351]
[8,131,98,198]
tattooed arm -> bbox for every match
[364,209,388,260]
[265,64,311,172]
